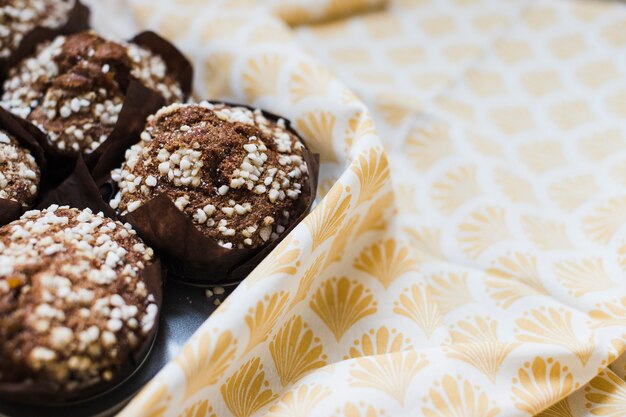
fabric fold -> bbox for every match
[109,0,626,415]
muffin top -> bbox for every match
[0,206,158,392]
[110,102,309,249]
[1,31,183,154]
[0,128,40,207]
[0,0,74,59]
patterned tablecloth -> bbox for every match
[86,0,626,415]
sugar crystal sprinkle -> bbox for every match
[0,129,40,207]
[0,0,74,59]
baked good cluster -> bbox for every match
[0,0,315,406]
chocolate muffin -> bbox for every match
[1,31,184,154]
[0,127,40,207]
[110,102,310,249]
[0,0,74,59]
[0,205,159,395]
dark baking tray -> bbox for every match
[0,280,234,417]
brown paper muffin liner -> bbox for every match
[2,29,193,187]
[0,0,90,84]
[0,157,164,406]
[92,102,320,285]
[0,107,47,225]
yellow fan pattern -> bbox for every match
[114,0,626,415]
